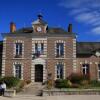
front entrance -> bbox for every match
[35,64,43,82]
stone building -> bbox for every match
[1,15,100,82]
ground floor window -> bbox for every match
[15,64,21,79]
[82,64,90,76]
[56,63,64,79]
[98,64,100,80]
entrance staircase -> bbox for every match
[18,82,44,96]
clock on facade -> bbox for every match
[37,27,42,32]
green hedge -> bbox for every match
[0,76,20,88]
[55,79,71,88]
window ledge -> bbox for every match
[55,58,66,59]
[12,58,25,60]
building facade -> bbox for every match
[1,15,100,82]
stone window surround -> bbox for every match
[95,62,100,81]
[13,62,23,80]
[73,39,77,73]
[80,61,92,76]
[32,38,47,58]
[2,38,6,77]
[55,62,65,80]
[55,40,65,58]
[13,40,24,58]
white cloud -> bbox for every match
[92,27,100,34]
[59,0,100,35]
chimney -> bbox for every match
[68,24,72,32]
[10,22,16,33]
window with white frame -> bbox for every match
[15,64,21,79]
[56,43,64,57]
[35,43,44,54]
[98,64,100,79]
[15,43,22,57]
[82,64,90,76]
[57,63,64,79]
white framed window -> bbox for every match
[98,64,100,80]
[15,64,21,79]
[15,43,22,56]
[56,43,64,57]
[35,43,44,54]
[82,64,90,76]
[56,63,64,79]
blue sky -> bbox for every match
[0,0,100,41]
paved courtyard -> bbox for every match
[0,95,100,100]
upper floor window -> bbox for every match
[15,43,22,57]
[35,43,44,55]
[56,63,64,79]
[56,43,64,57]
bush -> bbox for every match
[68,73,88,84]
[90,80,100,87]
[0,76,20,88]
[80,80,89,86]
[55,79,71,88]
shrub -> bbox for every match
[15,80,26,92]
[0,76,20,88]
[55,79,71,88]
[80,80,89,86]
[90,80,100,87]
[68,73,88,84]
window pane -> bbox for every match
[15,43,22,56]
[98,64,100,70]
[41,43,44,54]
[82,64,89,75]
[15,64,21,79]
[57,63,64,79]
[56,43,64,57]
[35,43,38,53]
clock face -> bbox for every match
[37,27,42,32]
[95,51,100,57]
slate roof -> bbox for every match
[2,27,76,37]
[77,42,100,57]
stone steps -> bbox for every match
[18,82,43,96]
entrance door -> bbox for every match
[35,64,43,82]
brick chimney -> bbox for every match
[68,24,72,32]
[10,22,16,33]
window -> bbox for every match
[82,64,89,76]
[15,64,21,79]
[56,43,64,57]
[57,63,64,79]
[15,43,22,57]
[98,64,100,79]
[35,43,44,54]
